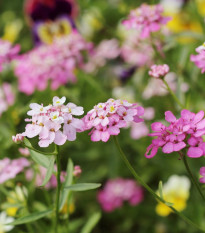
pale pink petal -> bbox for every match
[54,130,67,145]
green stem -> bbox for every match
[22,143,57,156]
[182,155,205,202]
[113,136,205,232]
[163,79,185,109]
[55,146,61,233]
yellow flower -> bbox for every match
[156,175,190,217]
[196,0,205,16]
[2,20,23,43]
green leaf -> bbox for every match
[158,181,164,199]
[24,138,53,169]
[80,212,101,233]
[64,183,101,191]
[8,209,53,225]
[41,156,55,186]
[59,158,73,210]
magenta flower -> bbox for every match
[148,64,169,78]
[0,158,30,184]
[145,110,205,158]
[122,4,171,39]
[0,39,20,72]
[15,32,92,95]
[199,167,205,183]
[97,178,144,212]
[190,43,205,73]
[16,96,84,147]
[83,99,144,142]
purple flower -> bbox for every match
[199,167,205,183]
[97,178,144,212]
[145,110,205,158]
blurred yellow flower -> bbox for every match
[2,20,23,43]
[196,0,205,16]
[156,175,190,217]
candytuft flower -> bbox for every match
[149,64,169,78]
[190,42,205,73]
[12,134,24,144]
[199,167,205,183]
[18,96,84,147]
[122,4,171,38]
[83,99,144,142]
[97,178,144,212]
[145,110,205,158]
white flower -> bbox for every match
[27,103,50,116]
[0,212,14,232]
[65,103,84,116]
[53,96,66,106]
[50,111,64,123]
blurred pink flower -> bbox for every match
[0,83,15,117]
[145,110,205,158]
[97,178,144,212]
[149,64,169,78]
[199,167,205,183]
[122,4,171,38]
[15,32,91,95]
[0,39,20,72]
[83,39,120,73]
[0,158,30,184]
[73,165,82,177]
[17,96,84,147]
[190,43,205,73]
[18,148,30,156]
[83,99,144,142]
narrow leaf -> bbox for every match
[80,212,101,233]
[41,156,55,186]
[8,209,53,225]
[59,158,73,210]
[24,138,53,169]
[166,202,174,207]
[64,183,101,191]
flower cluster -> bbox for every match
[15,32,92,95]
[0,83,15,117]
[190,42,205,73]
[83,98,144,142]
[21,96,84,147]
[0,39,20,72]
[145,110,205,158]
[122,4,171,38]
[148,64,169,78]
[0,158,30,184]
[97,178,144,212]
[156,175,190,217]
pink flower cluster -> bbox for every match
[26,165,66,189]
[122,4,171,38]
[97,178,144,212]
[190,43,205,73]
[199,167,205,183]
[0,83,15,117]
[83,99,144,142]
[145,110,205,158]
[83,39,120,73]
[15,32,92,95]
[0,39,20,72]
[0,158,30,184]
[148,64,169,78]
[21,96,84,147]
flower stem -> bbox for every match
[55,146,61,233]
[163,79,185,109]
[182,155,205,202]
[22,143,57,156]
[113,136,205,232]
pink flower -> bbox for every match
[83,99,144,142]
[149,64,169,78]
[19,148,30,156]
[73,165,82,177]
[15,33,91,95]
[190,43,205,73]
[0,39,20,72]
[199,167,205,183]
[97,178,144,212]
[12,134,24,144]
[19,96,84,147]
[0,158,30,184]
[122,4,171,39]
[145,110,205,158]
